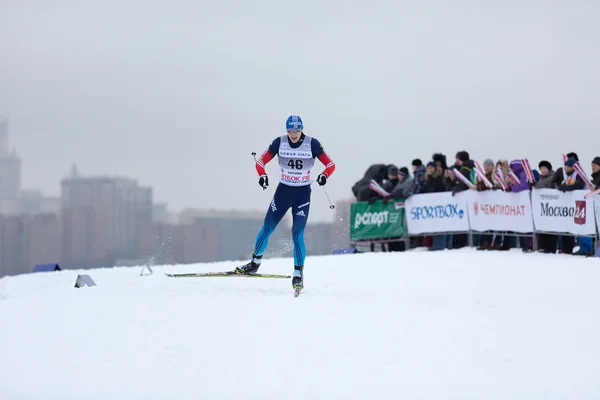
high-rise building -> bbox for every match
[60,167,153,268]
[0,213,60,277]
[0,118,21,201]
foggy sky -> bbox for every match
[1,0,599,222]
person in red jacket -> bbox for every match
[234,115,335,292]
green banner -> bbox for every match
[350,200,407,241]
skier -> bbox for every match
[234,115,336,292]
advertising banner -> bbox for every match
[531,189,596,235]
[405,192,470,234]
[350,200,406,241]
[467,190,534,232]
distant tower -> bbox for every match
[0,117,8,154]
[0,118,21,199]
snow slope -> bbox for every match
[1,249,600,399]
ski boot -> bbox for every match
[234,253,261,275]
[292,265,303,295]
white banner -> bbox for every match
[467,190,534,233]
[405,191,470,234]
[531,189,596,235]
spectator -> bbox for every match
[557,157,588,255]
[351,163,387,203]
[508,160,531,193]
[385,167,414,201]
[490,160,511,250]
[557,158,585,191]
[552,152,579,189]
[535,161,555,188]
[449,151,474,248]
[451,151,476,195]
[423,161,446,193]
[433,153,448,171]
[476,158,495,192]
[382,165,399,193]
[508,160,534,251]
[535,161,557,253]
[412,159,427,195]
[550,153,579,254]
[493,160,510,190]
[419,161,446,251]
[432,153,454,250]
[476,158,496,250]
[591,157,600,188]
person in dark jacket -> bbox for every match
[382,165,399,193]
[412,159,427,195]
[535,161,557,253]
[549,153,578,254]
[424,161,446,193]
[551,152,579,189]
[351,163,387,202]
[450,151,472,248]
[422,161,450,251]
[557,158,586,191]
[558,157,588,255]
[451,151,476,195]
[476,159,496,250]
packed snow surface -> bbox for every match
[1,249,600,399]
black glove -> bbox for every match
[382,195,390,204]
[316,173,327,186]
[258,175,268,190]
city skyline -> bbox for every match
[0,119,350,277]
[2,1,600,223]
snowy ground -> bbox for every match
[1,248,600,399]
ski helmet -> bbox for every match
[286,115,303,130]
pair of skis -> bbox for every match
[165,270,303,296]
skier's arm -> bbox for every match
[312,139,336,177]
[317,152,336,177]
[255,150,275,176]
[255,138,280,176]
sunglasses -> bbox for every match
[287,129,302,133]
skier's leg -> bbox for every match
[290,187,311,288]
[236,184,290,274]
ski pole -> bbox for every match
[324,186,335,209]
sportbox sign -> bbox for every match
[350,200,406,240]
[467,190,534,233]
[531,189,595,235]
[405,192,469,234]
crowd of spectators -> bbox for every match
[352,151,600,256]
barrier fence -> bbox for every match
[349,188,600,252]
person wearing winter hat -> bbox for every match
[558,158,585,190]
[411,159,427,195]
[535,161,555,189]
[483,158,494,174]
[383,165,400,193]
[534,160,557,253]
[559,158,590,256]
[386,166,414,200]
[476,158,495,192]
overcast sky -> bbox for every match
[1,0,599,222]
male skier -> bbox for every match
[234,115,336,291]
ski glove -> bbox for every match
[316,174,327,186]
[259,175,268,190]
